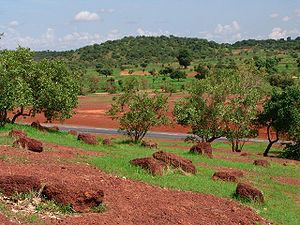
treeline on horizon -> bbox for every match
[34,35,300,67]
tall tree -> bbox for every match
[177,49,192,69]
[108,91,169,142]
[0,47,79,126]
[257,86,300,156]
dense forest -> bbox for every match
[34,35,300,67]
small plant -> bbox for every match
[92,203,108,213]
[36,200,74,214]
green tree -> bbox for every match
[140,62,148,72]
[174,71,229,142]
[257,86,300,156]
[177,49,192,68]
[194,64,209,79]
[97,68,113,77]
[0,47,79,126]
[170,70,186,81]
[223,65,264,152]
[108,91,169,142]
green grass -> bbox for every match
[0,124,299,224]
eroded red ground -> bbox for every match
[0,142,268,225]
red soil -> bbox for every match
[274,176,300,187]
[0,143,268,225]
[16,93,273,138]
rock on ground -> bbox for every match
[9,129,27,139]
[130,157,166,175]
[0,175,41,196]
[153,151,196,174]
[212,171,243,182]
[102,139,112,145]
[42,181,104,212]
[77,133,98,145]
[68,130,77,136]
[141,141,158,149]
[236,183,264,203]
[253,160,270,167]
[190,142,213,158]
[13,137,43,152]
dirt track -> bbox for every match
[0,143,268,225]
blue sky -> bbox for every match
[0,0,299,50]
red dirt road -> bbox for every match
[0,143,268,225]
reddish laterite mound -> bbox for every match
[0,175,41,196]
[130,157,166,176]
[48,126,59,132]
[153,151,196,174]
[31,121,49,132]
[236,183,264,203]
[77,133,98,145]
[13,137,43,152]
[141,140,158,149]
[190,142,213,158]
[9,129,27,139]
[253,160,270,168]
[42,181,104,212]
[212,171,243,182]
[68,130,78,136]
[102,138,112,145]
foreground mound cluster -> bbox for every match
[236,183,264,203]
[190,142,213,158]
[0,175,104,212]
[10,129,44,153]
[131,150,196,175]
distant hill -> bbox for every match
[34,35,300,67]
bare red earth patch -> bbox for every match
[0,142,268,224]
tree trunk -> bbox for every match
[263,124,279,157]
[11,107,33,124]
[207,136,222,143]
[0,110,7,126]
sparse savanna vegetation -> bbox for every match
[0,34,300,225]
[0,124,298,224]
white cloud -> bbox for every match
[8,21,19,27]
[98,8,115,13]
[136,28,170,36]
[202,20,242,42]
[74,11,99,22]
[282,16,290,22]
[295,9,300,16]
[214,20,240,35]
[270,13,279,18]
[269,27,287,39]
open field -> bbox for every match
[0,124,299,224]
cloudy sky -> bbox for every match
[0,0,299,51]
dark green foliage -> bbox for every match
[0,47,79,126]
[268,72,295,89]
[177,49,192,68]
[280,144,300,160]
[170,70,186,81]
[159,67,174,75]
[257,86,300,156]
[108,91,169,142]
[104,78,117,94]
[233,38,300,50]
[195,64,209,79]
[34,36,220,67]
[97,68,113,77]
